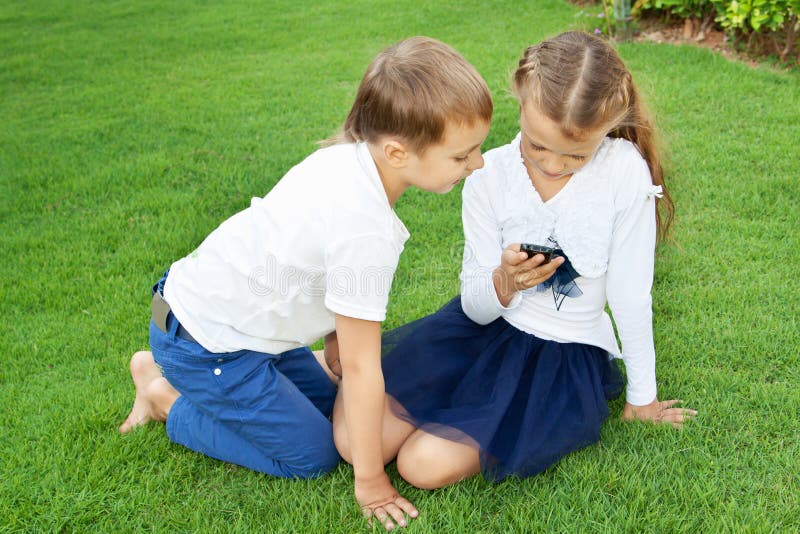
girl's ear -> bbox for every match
[382,139,410,168]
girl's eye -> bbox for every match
[529,143,545,151]
[455,155,469,162]
[571,155,586,162]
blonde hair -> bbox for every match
[513,31,674,240]
[327,36,492,152]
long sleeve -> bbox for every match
[460,176,522,324]
[605,156,660,406]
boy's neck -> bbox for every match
[367,143,408,207]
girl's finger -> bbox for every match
[513,273,533,291]
[660,399,682,409]
[660,409,697,429]
[663,408,697,419]
[503,248,527,267]
[537,256,564,274]
[519,253,547,267]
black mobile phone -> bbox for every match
[520,243,555,263]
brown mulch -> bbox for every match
[632,15,762,68]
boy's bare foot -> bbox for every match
[119,351,164,433]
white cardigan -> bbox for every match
[460,133,663,406]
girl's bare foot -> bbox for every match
[119,351,164,433]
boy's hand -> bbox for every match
[356,472,418,531]
[493,244,564,306]
[622,398,698,429]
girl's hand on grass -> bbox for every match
[622,399,697,429]
[493,244,564,305]
[356,472,418,531]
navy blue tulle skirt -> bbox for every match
[382,296,624,482]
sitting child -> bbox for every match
[332,31,696,490]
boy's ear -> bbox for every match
[382,139,410,168]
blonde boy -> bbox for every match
[120,37,492,530]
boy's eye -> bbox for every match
[571,155,586,162]
[455,155,469,162]
[529,143,545,151]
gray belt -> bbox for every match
[151,291,197,342]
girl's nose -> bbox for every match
[540,154,565,175]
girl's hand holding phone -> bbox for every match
[493,243,564,306]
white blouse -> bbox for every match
[460,133,663,406]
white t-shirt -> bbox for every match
[460,134,663,406]
[164,142,410,355]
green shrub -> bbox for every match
[716,0,795,32]
[633,0,799,62]
[634,0,715,19]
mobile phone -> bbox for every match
[520,243,554,263]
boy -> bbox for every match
[119,36,492,530]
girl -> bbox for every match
[118,36,492,529]
[332,31,696,490]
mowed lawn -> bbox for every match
[1,0,798,531]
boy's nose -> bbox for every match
[469,152,484,171]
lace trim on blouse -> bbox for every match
[497,134,660,279]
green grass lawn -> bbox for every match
[2,0,798,531]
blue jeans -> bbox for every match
[149,302,340,479]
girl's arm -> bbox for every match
[606,154,696,427]
[460,178,560,318]
[335,313,418,530]
[460,177,513,323]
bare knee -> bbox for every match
[332,391,413,466]
[331,391,353,463]
[130,350,156,373]
[396,433,479,490]
[332,415,400,465]
[397,445,452,489]
[332,415,353,464]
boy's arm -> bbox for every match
[335,313,417,530]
